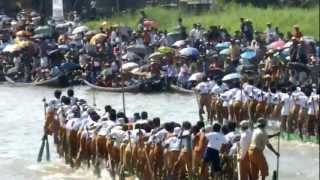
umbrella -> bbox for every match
[222,73,241,81]
[179,47,199,60]
[16,30,28,37]
[148,52,164,60]
[121,52,141,61]
[241,50,256,59]
[157,46,174,54]
[172,40,186,48]
[2,44,20,53]
[267,39,286,50]
[281,47,290,56]
[215,42,230,49]
[122,62,139,72]
[60,62,81,71]
[90,33,107,45]
[284,41,293,48]
[127,45,147,54]
[72,25,89,34]
[17,40,33,49]
[219,48,230,55]
[32,33,47,39]
[58,44,69,50]
[85,30,97,36]
[143,20,160,29]
[188,72,204,81]
[34,26,50,35]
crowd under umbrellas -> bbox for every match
[0,8,319,180]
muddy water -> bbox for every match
[0,84,318,180]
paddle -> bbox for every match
[37,134,46,162]
[272,129,281,180]
[37,97,50,162]
[45,134,50,161]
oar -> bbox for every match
[45,134,50,161]
[273,129,281,180]
[193,89,203,121]
[37,134,46,162]
[236,143,241,180]
[37,97,47,162]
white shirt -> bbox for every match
[280,93,291,116]
[308,95,319,115]
[239,129,253,159]
[206,132,227,151]
[163,136,181,151]
[195,82,210,94]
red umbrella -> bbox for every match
[267,39,286,50]
[143,20,159,29]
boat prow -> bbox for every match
[83,79,140,93]
[4,76,33,87]
[33,76,61,87]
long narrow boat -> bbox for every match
[33,76,61,87]
[83,79,140,93]
[170,84,193,94]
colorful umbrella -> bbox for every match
[72,25,89,34]
[157,46,174,54]
[267,39,286,50]
[89,33,107,45]
[143,20,160,29]
[122,62,139,72]
[121,52,141,61]
[179,47,199,60]
[172,40,186,48]
[127,45,147,54]
[219,48,231,55]
[222,73,241,81]
[215,42,230,49]
[148,52,164,60]
[241,50,256,59]
[2,44,20,53]
[188,72,204,81]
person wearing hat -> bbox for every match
[248,117,280,180]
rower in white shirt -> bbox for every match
[195,79,212,121]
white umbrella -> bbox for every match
[172,40,186,48]
[222,73,241,81]
[72,25,89,34]
[188,72,204,81]
[122,52,141,61]
[121,62,139,72]
[2,44,20,53]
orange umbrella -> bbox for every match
[16,30,27,37]
[90,33,107,45]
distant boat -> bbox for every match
[83,79,140,93]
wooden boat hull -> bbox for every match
[170,84,193,94]
[83,80,140,93]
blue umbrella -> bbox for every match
[60,62,81,71]
[219,48,230,55]
[179,47,199,60]
[241,50,256,59]
[215,42,230,49]
[58,44,70,51]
